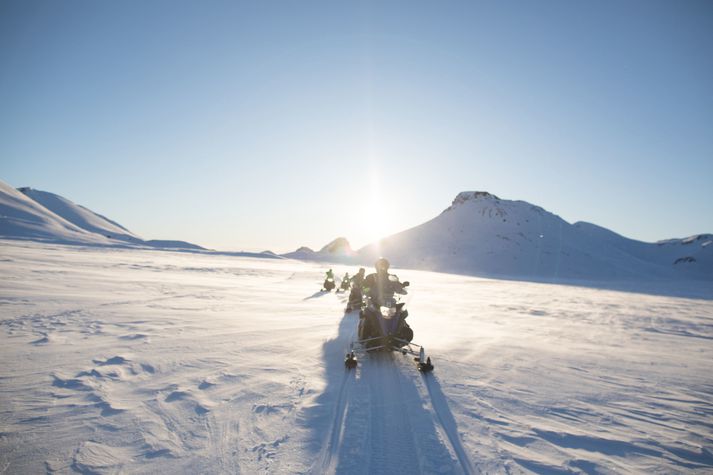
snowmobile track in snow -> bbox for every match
[316,350,472,475]
[318,368,355,474]
[422,373,474,474]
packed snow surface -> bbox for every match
[1,240,712,474]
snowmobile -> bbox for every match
[344,286,363,312]
[322,277,335,292]
[344,280,433,372]
[338,277,351,292]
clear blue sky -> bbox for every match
[2,0,712,252]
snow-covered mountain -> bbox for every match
[0,180,118,245]
[282,238,355,262]
[319,237,354,255]
[282,246,317,260]
[358,191,712,281]
[0,180,203,250]
[17,187,142,244]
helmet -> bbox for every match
[375,257,390,272]
[358,267,365,274]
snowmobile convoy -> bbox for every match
[344,276,434,372]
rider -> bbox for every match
[350,267,366,290]
[363,257,408,306]
[345,268,366,311]
[323,269,335,291]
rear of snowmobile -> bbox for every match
[344,283,433,372]
[338,278,351,292]
[344,285,363,312]
[322,277,335,292]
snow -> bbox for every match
[18,187,142,243]
[358,191,713,282]
[1,239,712,473]
[0,180,115,246]
[5,181,710,283]
[0,180,203,251]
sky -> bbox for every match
[1,0,712,253]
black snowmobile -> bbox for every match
[345,286,363,313]
[345,279,433,372]
[322,276,335,292]
[338,277,351,292]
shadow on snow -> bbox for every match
[302,309,471,474]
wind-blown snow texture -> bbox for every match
[1,240,712,473]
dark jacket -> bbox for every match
[363,272,406,305]
[350,272,365,289]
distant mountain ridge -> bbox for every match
[282,237,355,262]
[0,180,203,250]
[3,180,710,281]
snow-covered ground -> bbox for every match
[1,240,712,474]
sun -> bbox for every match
[359,199,388,244]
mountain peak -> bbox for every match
[455,191,499,203]
[445,191,500,212]
[319,237,353,255]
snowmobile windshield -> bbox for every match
[380,305,397,319]
[380,297,398,319]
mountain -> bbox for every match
[357,191,711,281]
[282,246,316,260]
[17,187,142,244]
[0,180,203,250]
[282,238,355,262]
[0,180,117,245]
[319,237,353,256]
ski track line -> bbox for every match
[318,369,354,474]
[206,407,241,474]
[423,373,475,475]
[317,318,358,474]
[366,355,422,475]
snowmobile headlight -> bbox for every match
[380,306,397,319]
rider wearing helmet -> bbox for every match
[350,267,366,289]
[363,257,408,306]
[345,267,367,312]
